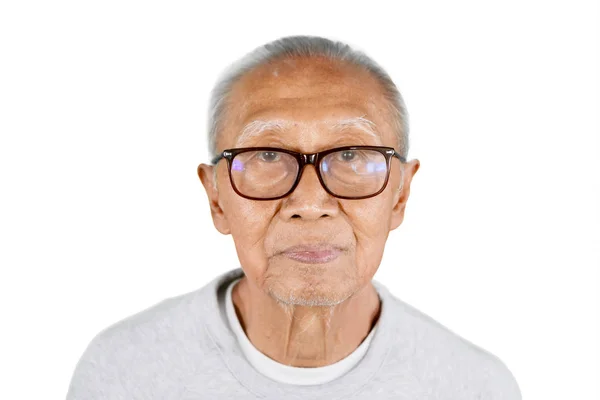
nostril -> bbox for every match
[291,213,328,219]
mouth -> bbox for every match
[279,244,343,264]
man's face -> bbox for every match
[198,56,419,306]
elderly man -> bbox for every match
[66,36,521,399]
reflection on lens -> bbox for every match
[232,159,244,171]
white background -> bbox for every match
[0,1,598,399]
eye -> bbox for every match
[339,150,357,162]
[257,151,280,162]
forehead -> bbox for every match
[220,56,397,150]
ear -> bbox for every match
[197,163,231,235]
[390,159,420,231]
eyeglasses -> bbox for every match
[211,145,406,200]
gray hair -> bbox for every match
[207,35,410,184]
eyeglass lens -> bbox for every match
[229,149,388,199]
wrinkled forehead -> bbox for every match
[235,116,382,146]
[220,57,397,150]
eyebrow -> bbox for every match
[235,119,292,146]
[235,115,380,146]
[331,116,379,139]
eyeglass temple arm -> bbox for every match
[393,151,407,163]
[211,149,234,165]
[211,154,223,165]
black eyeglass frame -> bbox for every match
[211,145,406,201]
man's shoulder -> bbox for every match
[81,270,235,348]
[91,284,205,344]
[381,293,522,399]
[65,277,222,399]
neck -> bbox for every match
[231,276,381,367]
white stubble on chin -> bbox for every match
[264,255,358,307]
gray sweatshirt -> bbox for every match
[66,267,522,399]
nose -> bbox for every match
[279,164,339,221]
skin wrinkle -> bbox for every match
[197,56,420,367]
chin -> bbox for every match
[263,259,358,307]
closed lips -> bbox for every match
[280,244,343,264]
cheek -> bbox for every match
[349,196,392,237]
[225,198,277,261]
[345,196,393,267]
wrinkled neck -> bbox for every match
[231,277,381,367]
